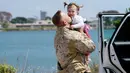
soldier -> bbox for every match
[52,10,95,73]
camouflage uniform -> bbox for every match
[54,27,95,73]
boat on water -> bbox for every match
[98,12,130,73]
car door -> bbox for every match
[98,12,130,73]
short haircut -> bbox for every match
[52,10,62,26]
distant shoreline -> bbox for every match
[0,25,101,31]
[0,26,57,31]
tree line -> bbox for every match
[0,8,130,28]
[0,11,52,28]
[98,8,130,28]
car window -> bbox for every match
[102,16,123,41]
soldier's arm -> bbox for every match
[73,32,96,54]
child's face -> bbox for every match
[67,5,78,17]
[61,12,71,24]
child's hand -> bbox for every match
[70,25,74,29]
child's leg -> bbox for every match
[85,53,90,61]
[85,31,91,38]
[78,28,84,33]
[85,54,91,73]
[84,25,91,38]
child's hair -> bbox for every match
[64,2,83,11]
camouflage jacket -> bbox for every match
[54,27,95,73]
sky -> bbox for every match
[0,0,130,20]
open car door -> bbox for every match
[98,12,130,73]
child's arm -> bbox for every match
[71,16,84,28]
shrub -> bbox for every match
[0,64,16,73]
[1,22,9,28]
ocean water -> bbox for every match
[0,29,100,72]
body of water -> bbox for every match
[0,29,100,72]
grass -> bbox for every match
[0,61,99,73]
[0,50,99,73]
[90,62,99,73]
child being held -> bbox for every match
[64,2,91,72]
[64,2,91,38]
